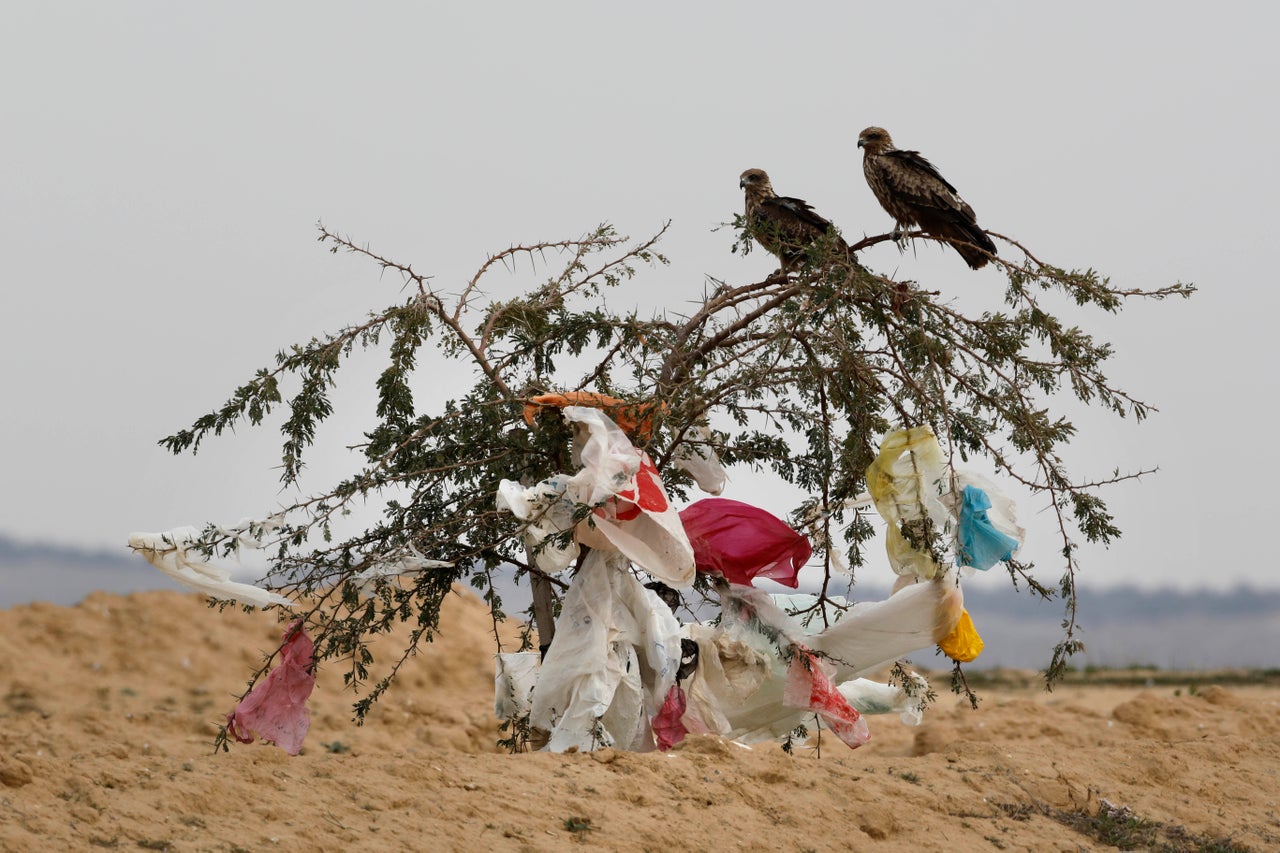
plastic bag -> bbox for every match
[808,576,963,681]
[494,652,542,719]
[128,528,291,608]
[564,407,695,589]
[838,676,930,726]
[937,608,984,662]
[783,647,871,748]
[680,623,775,738]
[495,475,579,574]
[529,549,682,752]
[954,482,1021,570]
[669,424,728,496]
[865,426,952,579]
[351,546,454,595]
[679,498,811,588]
[225,620,315,754]
[653,684,689,750]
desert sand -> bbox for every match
[2,589,1277,852]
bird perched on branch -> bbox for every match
[739,168,847,272]
[857,127,997,270]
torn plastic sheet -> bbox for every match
[563,407,695,589]
[351,546,455,595]
[226,620,316,755]
[669,424,727,496]
[954,482,1022,570]
[679,498,810,589]
[128,528,291,608]
[529,549,682,752]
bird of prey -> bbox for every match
[739,168,847,271]
[857,127,997,269]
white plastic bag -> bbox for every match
[128,528,291,608]
[670,423,727,496]
[562,407,695,589]
[838,676,929,726]
[809,575,963,681]
[494,652,542,719]
[495,475,579,574]
[528,550,682,752]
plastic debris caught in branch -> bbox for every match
[562,406,695,589]
[865,426,952,579]
[783,646,871,749]
[351,546,455,594]
[679,498,811,588]
[127,528,291,608]
[954,483,1021,570]
[669,424,728,496]
[522,391,665,439]
[529,549,682,752]
[226,620,316,755]
[937,608,985,663]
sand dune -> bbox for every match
[2,589,1277,851]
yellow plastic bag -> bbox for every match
[937,608,984,663]
[866,426,951,579]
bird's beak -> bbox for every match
[739,179,746,189]
[856,139,865,149]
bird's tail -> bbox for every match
[947,223,997,270]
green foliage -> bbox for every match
[162,216,1191,725]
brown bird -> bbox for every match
[739,168,847,271]
[857,127,997,269]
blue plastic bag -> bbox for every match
[955,485,1019,570]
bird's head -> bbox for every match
[739,168,772,194]
[857,127,894,155]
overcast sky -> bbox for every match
[2,2,1276,594]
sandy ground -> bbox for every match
[2,589,1278,852]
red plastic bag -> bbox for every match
[783,646,871,749]
[653,684,690,751]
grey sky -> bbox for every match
[2,3,1275,593]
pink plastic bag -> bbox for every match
[226,620,316,755]
[679,498,811,588]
